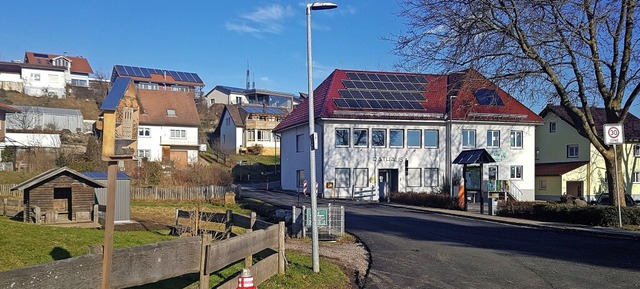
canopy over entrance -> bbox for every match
[453,149,496,165]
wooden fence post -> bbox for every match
[278,221,285,275]
[225,209,232,239]
[244,212,256,268]
[199,233,211,289]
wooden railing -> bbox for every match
[0,211,285,289]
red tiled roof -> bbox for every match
[138,90,200,126]
[24,52,93,74]
[540,105,640,140]
[536,162,588,176]
[274,68,543,132]
[0,102,20,113]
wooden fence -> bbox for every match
[1,197,24,218]
[0,184,21,198]
[0,211,285,289]
[131,185,236,201]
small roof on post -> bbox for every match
[453,149,496,165]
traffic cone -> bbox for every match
[237,268,256,289]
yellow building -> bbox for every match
[535,105,640,202]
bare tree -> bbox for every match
[394,0,639,206]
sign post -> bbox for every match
[603,123,624,227]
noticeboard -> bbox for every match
[464,166,482,191]
[306,207,328,227]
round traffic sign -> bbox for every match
[608,127,620,138]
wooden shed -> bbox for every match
[11,167,105,224]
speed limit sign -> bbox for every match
[603,123,625,145]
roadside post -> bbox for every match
[603,123,625,227]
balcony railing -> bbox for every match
[483,180,523,201]
[160,137,198,146]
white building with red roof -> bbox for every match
[273,69,543,201]
[21,52,93,98]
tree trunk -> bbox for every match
[603,146,626,207]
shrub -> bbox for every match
[390,191,461,210]
[498,201,640,227]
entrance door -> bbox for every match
[53,188,72,221]
[566,181,583,198]
[378,169,399,201]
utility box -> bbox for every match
[488,197,498,215]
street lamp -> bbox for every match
[307,1,337,273]
[447,95,457,197]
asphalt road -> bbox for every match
[240,184,640,288]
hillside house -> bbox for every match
[110,65,204,98]
[274,69,543,201]
[22,52,93,97]
[217,104,286,155]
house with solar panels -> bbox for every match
[203,85,295,109]
[21,52,93,97]
[111,65,204,97]
[273,69,543,201]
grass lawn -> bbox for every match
[1,200,353,288]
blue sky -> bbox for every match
[1,1,636,117]
[0,1,404,96]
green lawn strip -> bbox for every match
[0,217,174,271]
[131,200,251,215]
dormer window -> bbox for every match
[167,109,176,117]
[474,89,504,106]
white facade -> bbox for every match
[280,120,538,201]
[137,125,199,164]
[0,69,22,91]
[218,111,243,153]
[21,67,66,98]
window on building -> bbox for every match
[137,149,151,159]
[138,127,150,137]
[372,129,386,147]
[424,130,438,148]
[31,73,40,81]
[535,147,540,160]
[296,134,304,152]
[549,122,557,133]
[462,129,476,148]
[539,180,547,190]
[335,168,350,188]
[138,82,158,90]
[510,131,523,148]
[170,129,186,138]
[166,109,176,117]
[257,130,271,141]
[335,128,350,147]
[353,129,368,147]
[510,166,523,179]
[407,168,422,187]
[71,79,88,87]
[354,168,369,188]
[424,168,439,187]
[634,144,640,157]
[567,144,579,158]
[246,130,255,141]
[389,129,404,148]
[296,170,305,188]
[633,172,640,183]
[235,96,242,104]
[487,130,500,148]
[407,129,421,148]
[171,85,188,92]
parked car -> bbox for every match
[590,193,636,207]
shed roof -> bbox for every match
[81,171,131,180]
[453,149,496,165]
[101,77,134,111]
[11,167,105,191]
[535,162,589,176]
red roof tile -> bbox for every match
[0,102,20,113]
[536,162,589,176]
[138,90,200,126]
[24,52,93,74]
[274,69,543,132]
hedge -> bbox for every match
[390,192,462,210]
[498,202,640,227]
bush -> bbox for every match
[498,201,640,227]
[390,191,462,210]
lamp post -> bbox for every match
[447,95,457,197]
[307,1,337,273]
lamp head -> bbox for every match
[308,2,338,10]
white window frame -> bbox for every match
[257,130,271,141]
[389,129,404,148]
[407,129,421,148]
[335,168,351,188]
[137,149,151,159]
[407,168,422,187]
[424,129,438,148]
[296,170,305,188]
[424,168,439,187]
[567,144,579,158]
[510,130,523,149]
[246,130,255,141]
[549,122,557,133]
[138,127,150,137]
[170,129,186,139]
[462,129,476,148]
[335,128,350,147]
[353,128,368,147]
[510,165,523,179]
[296,134,304,152]
[372,129,386,147]
[539,180,547,190]
[354,168,369,188]
[487,130,500,148]
[634,144,640,157]
[633,172,640,183]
